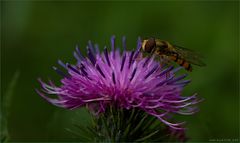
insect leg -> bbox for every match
[159,55,172,79]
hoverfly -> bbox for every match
[141,38,205,71]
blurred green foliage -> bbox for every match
[1,1,239,142]
[1,71,20,142]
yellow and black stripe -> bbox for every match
[170,55,192,72]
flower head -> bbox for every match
[37,36,201,130]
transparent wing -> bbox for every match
[173,45,206,66]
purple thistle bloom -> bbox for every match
[37,36,202,130]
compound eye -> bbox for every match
[144,38,156,53]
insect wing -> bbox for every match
[173,45,206,66]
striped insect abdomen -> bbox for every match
[170,55,192,72]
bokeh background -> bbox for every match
[1,1,239,142]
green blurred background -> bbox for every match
[1,1,239,142]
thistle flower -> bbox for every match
[37,36,201,132]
